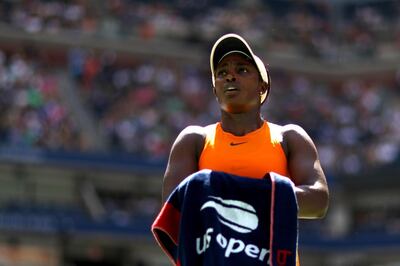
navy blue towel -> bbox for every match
[152,170,298,266]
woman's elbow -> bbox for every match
[314,188,330,218]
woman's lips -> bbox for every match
[224,84,240,94]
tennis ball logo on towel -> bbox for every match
[200,196,258,233]
[197,197,268,260]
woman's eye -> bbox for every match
[216,70,227,77]
[238,67,248,73]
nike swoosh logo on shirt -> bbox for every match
[230,141,247,146]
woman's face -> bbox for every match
[214,53,264,113]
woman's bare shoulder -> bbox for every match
[177,125,208,141]
[172,124,216,153]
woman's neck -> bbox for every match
[220,110,264,136]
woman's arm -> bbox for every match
[162,126,205,203]
[283,124,329,219]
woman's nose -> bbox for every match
[226,73,236,82]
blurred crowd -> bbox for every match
[270,71,400,177]
[69,48,214,160]
[1,0,400,61]
[0,48,84,151]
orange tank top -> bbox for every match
[198,121,290,179]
